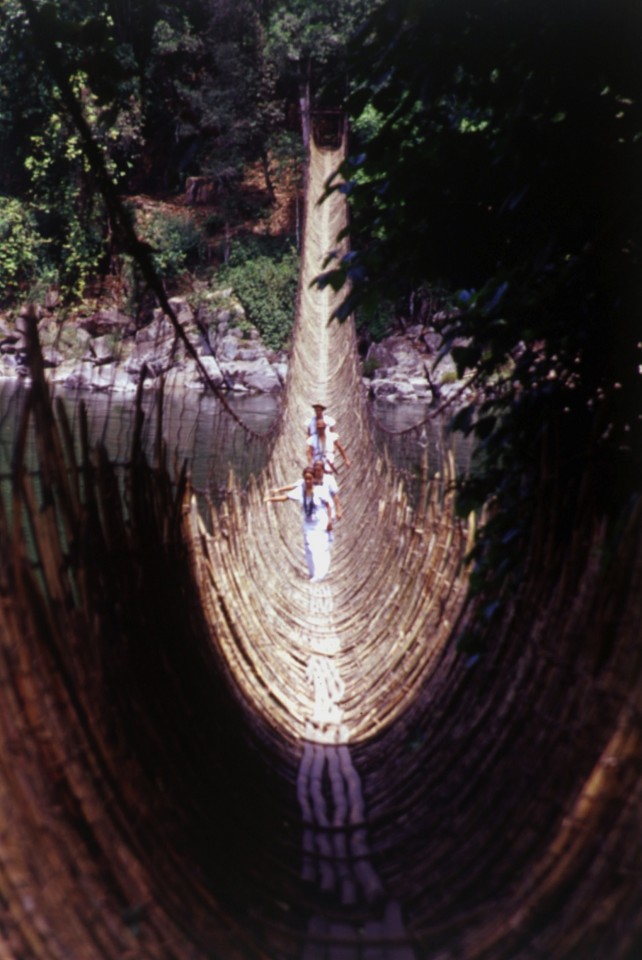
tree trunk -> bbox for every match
[260,150,276,204]
[299,58,311,152]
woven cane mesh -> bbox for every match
[0,137,640,960]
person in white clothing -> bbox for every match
[269,459,342,520]
[306,417,350,471]
[264,466,333,581]
[312,459,342,520]
[306,401,336,438]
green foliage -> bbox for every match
[324,0,642,649]
[219,236,299,351]
[350,102,385,143]
[57,200,105,298]
[0,2,143,193]
[266,0,382,107]
[135,207,204,279]
[0,197,47,299]
[0,0,142,301]
[22,96,108,299]
[138,0,281,192]
[3,0,370,311]
[269,130,305,173]
[225,234,295,267]
[355,297,394,343]
[362,356,380,378]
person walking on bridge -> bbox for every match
[268,459,342,521]
[306,416,350,472]
[306,401,336,437]
[264,466,334,582]
[312,458,342,520]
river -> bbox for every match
[0,380,470,504]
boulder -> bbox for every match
[42,346,64,368]
[196,355,227,389]
[125,335,184,378]
[365,341,398,369]
[163,360,203,393]
[370,377,418,401]
[409,376,431,400]
[9,314,29,351]
[18,302,44,322]
[78,307,135,337]
[48,359,128,392]
[219,356,281,393]
[227,325,246,338]
[43,287,60,310]
[102,366,138,394]
[404,324,425,339]
[0,354,19,377]
[88,335,115,365]
[273,361,288,385]
[385,337,426,376]
[166,297,194,326]
[215,333,268,362]
[125,314,190,378]
[135,316,176,344]
[0,335,22,354]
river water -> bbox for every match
[0,380,279,500]
[0,380,470,503]
[0,376,470,955]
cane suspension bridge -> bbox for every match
[0,132,641,960]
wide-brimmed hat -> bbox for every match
[312,401,327,409]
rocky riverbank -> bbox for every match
[0,289,469,406]
[361,323,463,405]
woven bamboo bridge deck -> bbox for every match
[0,137,641,959]
[190,141,469,748]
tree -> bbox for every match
[1,0,142,296]
[187,0,283,200]
[323,0,642,647]
[2,0,288,301]
[265,0,380,148]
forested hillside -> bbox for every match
[1,0,641,647]
[0,0,374,342]
[323,1,642,644]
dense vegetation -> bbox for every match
[0,0,375,347]
[2,0,641,650]
[322,0,642,649]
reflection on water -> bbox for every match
[0,382,466,955]
[0,383,470,508]
[0,381,280,502]
[371,398,473,488]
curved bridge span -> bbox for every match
[190,140,469,746]
[0,138,641,959]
